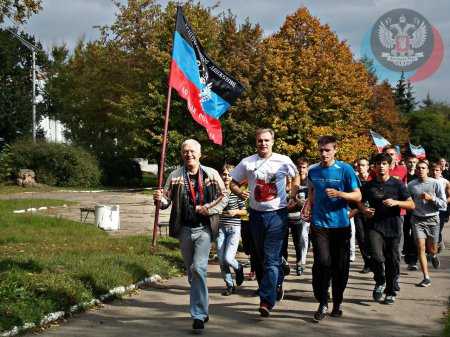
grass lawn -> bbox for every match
[0,199,183,332]
[0,184,62,194]
[444,306,450,337]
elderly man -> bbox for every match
[230,128,299,317]
[153,139,227,332]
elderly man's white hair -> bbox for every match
[181,139,201,153]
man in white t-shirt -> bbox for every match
[230,128,299,317]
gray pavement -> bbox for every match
[2,191,449,336]
[31,245,450,337]
[0,190,170,236]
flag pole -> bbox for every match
[152,85,173,248]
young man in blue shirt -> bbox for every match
[306,135,361,321]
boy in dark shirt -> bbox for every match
[358,153,415,305]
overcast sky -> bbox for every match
[6,0,449,103]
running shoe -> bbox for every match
[221,286,236,296]
[383,295,396,305]
[282,257,291,276]
[192,319,204,331]
[330,303,343,317]
[259,302,270,317]
[236,264,245,286]
[313,304,328,322]
[407,264,418,271]
[372,284,385,302]
[431,255,440,269]
[416,278,431,287]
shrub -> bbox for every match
[100,155,142,187]
[0,145,13,183]
[0,139,101,187]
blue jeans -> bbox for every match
[179,226,212,321]
[217,225,241,287]
[249,208,288,309]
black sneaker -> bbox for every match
[431,255,440,269]
[416,278,431,287]
[360,266,371,274]
[330,303,343,317]
[282,258,291,276]
[203,316,209,323]
[407,264,418,271]
[383,295,395,305]
[192,319,204,331]
[236,264,245,286]
[372,284,385,302]
[296,264,304,276]
[313,304,328,322]
[276,286,285,301]
[221,286,236,296]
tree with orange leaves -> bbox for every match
[247,7,374,162]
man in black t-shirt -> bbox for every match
[359,153,415,305]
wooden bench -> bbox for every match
[80,207,95,223]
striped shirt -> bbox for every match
[219,192,245,227]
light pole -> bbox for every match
[6,28,39,142]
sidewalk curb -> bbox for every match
[12,205,67,214]
[0,274,162,337]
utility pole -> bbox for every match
[6,28,39,142]
[32,49,36,142]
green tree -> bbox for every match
[46,0,263,168]
[421,92,433,108]
[0,0,41,23]
[0,28,48,143]
[408,103,450,160]
[393,71,416,114]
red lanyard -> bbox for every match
[186,169,204,207]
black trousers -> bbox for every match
[282,219,302,263]
[241,219,259,283]
[369,229,400,296]
[354,214,371,267]
[403,212,418,265]
[311,225,351,306]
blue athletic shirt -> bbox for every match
[308,160,360,228]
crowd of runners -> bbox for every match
[153,128,450,331]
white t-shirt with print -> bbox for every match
[436,176,449,211]
[231,153,298,211]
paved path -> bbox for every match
[0,190,170,236]
[30,244,449,337]
[3,191,449,336]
